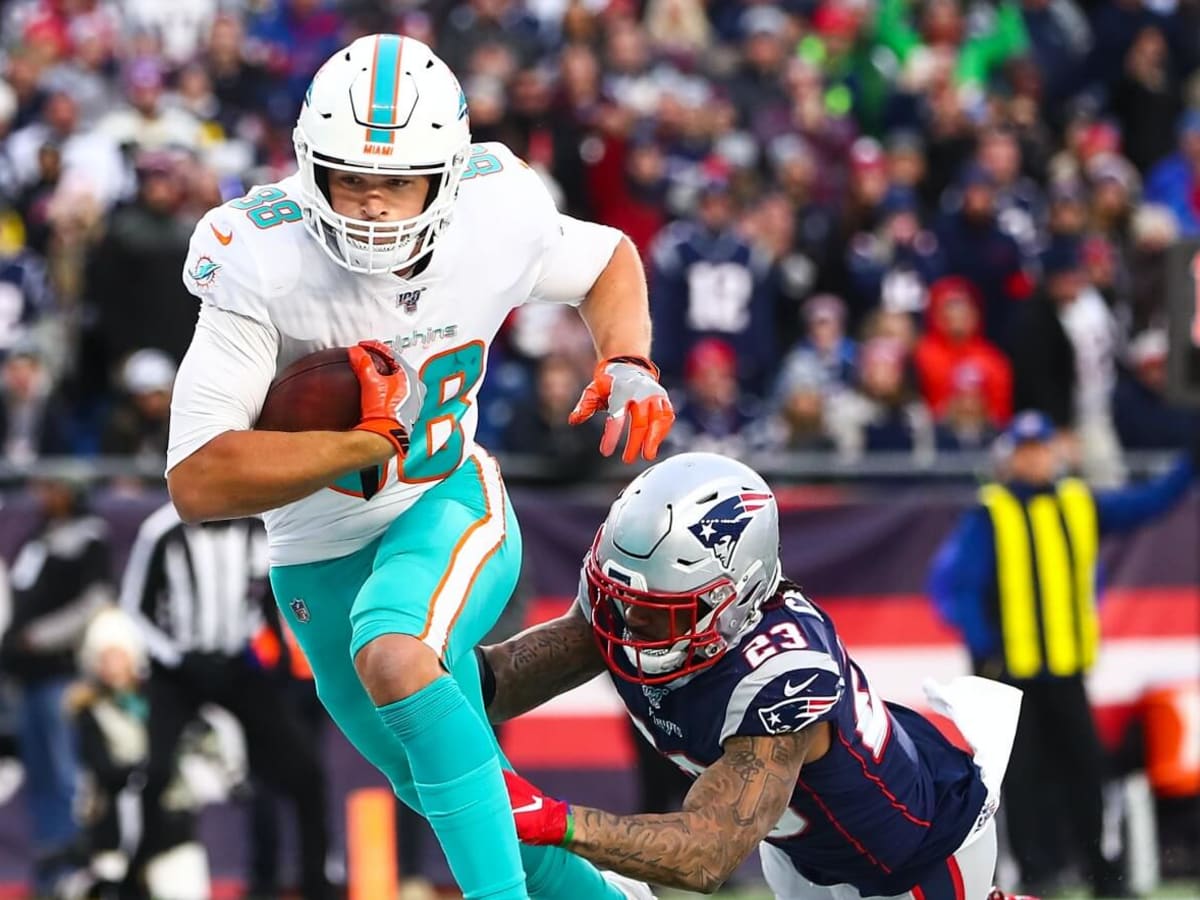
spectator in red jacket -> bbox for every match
[914,276,1013,426]
[591,127,667,262]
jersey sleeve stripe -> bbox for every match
[796,776,892,874]
[948,856,966,900]
[834,729,932,827]
[718,649,841,745]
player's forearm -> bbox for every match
[579,237,652,359]
[567,806,752,894]
[481,609,605,723]
[167,429,392,522]
[567,733,809,892]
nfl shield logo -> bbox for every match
[397,287,425,314]
[290,598,310,624]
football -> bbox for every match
[255,345,391,433]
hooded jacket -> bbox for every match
[914,276,1013,424]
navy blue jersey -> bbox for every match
[647,220,777,396]
[607,584,989,897]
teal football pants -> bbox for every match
[269,450,622,899]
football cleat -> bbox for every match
[601,870,658,900]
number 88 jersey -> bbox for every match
[170,141,622,566]
[608,584,989,898]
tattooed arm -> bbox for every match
[566,725,826,893]
[480,603,606,724]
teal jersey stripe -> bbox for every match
[367,35,402,144]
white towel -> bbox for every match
[923,675,1023,847]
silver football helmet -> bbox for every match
[586,452,782,683]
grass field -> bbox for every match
[658,883,1200,899]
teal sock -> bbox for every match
[521,843,624,900]
[379,676,527,900]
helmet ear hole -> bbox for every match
[420,174,437,213]
[741,577,764,606]
[314,165,332,205]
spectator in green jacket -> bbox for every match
[873,0,1030,95]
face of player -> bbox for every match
[326,171,432,225]
[621,599,697,643]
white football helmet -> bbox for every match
[586,452,782,683]
[293,34,470,274]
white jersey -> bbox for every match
[168,142,622,565]
[1060,285,1118,422]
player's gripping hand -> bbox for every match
[350,340,425,457]
[569,355,675,464]
[502,769,574,846]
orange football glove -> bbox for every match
[349,340,425,456]
[569,355,675,464]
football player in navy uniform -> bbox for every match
[478,452,1023,899]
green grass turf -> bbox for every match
[658,882,1200,900]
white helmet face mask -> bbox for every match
[293,34,471,275]
[586,452,783,684]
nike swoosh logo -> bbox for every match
[210,223,233,245]
[783,673,820,697]
[513,797,543,814]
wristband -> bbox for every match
[561,807,575,847]
[603,355,660,379]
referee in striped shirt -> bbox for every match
[120,502,332,899]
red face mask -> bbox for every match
[585,536,739,685]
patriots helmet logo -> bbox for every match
[687,492,772,569]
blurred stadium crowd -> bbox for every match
[0,0,1197,486]
[0,0,1198,895]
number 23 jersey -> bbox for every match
[606,585,990,897]
[168,143,621,565]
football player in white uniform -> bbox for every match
[166,34,672,900]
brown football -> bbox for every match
[255,346,390,432]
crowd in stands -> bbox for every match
[0,3,1199,892]
[0,0,1198,487]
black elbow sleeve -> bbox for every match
[476,646,497,708]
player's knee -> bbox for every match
[353,632,443,705]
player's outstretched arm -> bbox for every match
[571,237,675,463]
[479,604,605,723]
[167,313,403,522]
[168,429,394,522]
[577,237,652,360]
[506,727,823,894]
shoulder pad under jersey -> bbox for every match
[182,180,307,324]
[718,644,846,744]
